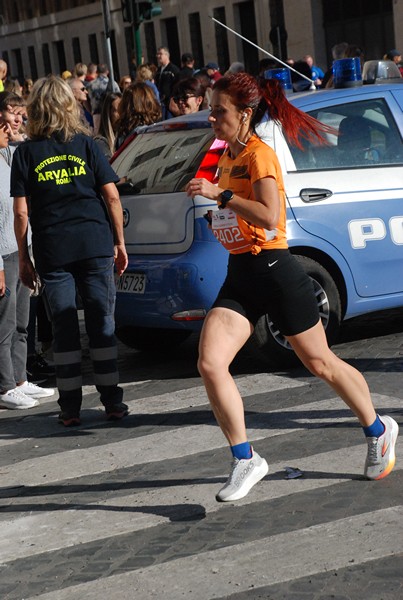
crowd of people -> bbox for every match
[0,44,399,500]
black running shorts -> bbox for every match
[212,249,320,336]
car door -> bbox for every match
[285,88,403,298]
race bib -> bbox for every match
[211,208,250,252]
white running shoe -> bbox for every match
[216,449,269,502]
[17,381,55,398]
[364,415,399,480]
[0,388,40,409]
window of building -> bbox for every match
[144,22,157,66]
[54,40,66,75]
[72,37,82,64]
[322,0,394,63]
[161,17,180,68]
[89,33,99,65]
[42,43,52,76]
[188,13,204,71]
[235,1,258,74]
[213,7,230,74]
[28,46,38,80]
[11,47,23,83]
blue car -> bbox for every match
[111,79,403,367]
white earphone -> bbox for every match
[242,113,247,122]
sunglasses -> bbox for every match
[173,93,197,103]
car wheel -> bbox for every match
[248,255,342,368]
[115,326,192,352]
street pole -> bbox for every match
[133,21,142,66]
[100,0,115,90]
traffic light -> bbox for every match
[140,1,162,20]
[121,0,134,23]
[121,1,161,24]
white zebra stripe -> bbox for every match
[2,442,401,564]
[29,507,403,600]
[0,373,305,448]
[0,393,400,488]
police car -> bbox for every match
[111,61,403,367]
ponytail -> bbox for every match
[256,78,336,149]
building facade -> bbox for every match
[0,0,402,83]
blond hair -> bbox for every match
[26,75,90,141]
[136,65,153,82]
[72,62,88,78]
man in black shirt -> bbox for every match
[155,47,180,119]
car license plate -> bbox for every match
[115,273,146,294]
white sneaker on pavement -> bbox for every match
[216,449,269,502]
[0,388,40,409]
[17,381,55,398]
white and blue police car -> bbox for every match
[111,59,403,367]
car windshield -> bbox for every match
[112,128,215,194]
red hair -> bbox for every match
[213,72,335,149]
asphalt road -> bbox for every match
[0,308,402,600]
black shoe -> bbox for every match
[105,402,129,421]
[58,411,81,427]
[27,354,55,378]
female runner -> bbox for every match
[186,72,398,502]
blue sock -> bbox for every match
[231,441,252,460]
[363,415,385,438]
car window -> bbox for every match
[113,129,215,194]
[288,98,403,170]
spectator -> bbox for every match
[0,119,54,409]
[87,63,120,133]
[303,54,324,87]
[119,75,132,92]
[93,91,122,158]
[68,77,93,131]
[205,62,222,84]
[258,58,278,77]
[0,59,8,92]
[129,52,137,81]
[224,62,245,75]
[0,91,27,143]
[169,77,206,117]
[22,78,33,101]
[135,64,160,102]
[385,49,403,76]
[4,78,23,97]
[179,53,195,79]
[11,74,129,427]
[61,70,72,80]
[323,42,349,89]
[194,71,213,110]
[291,60,313,92]
[115,82,161,149]
[72,62,88,82]
[155,46,180,119]
[85,62,97,85]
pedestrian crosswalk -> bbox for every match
[0,373,401,600]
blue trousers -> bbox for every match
[39,256,123,412]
